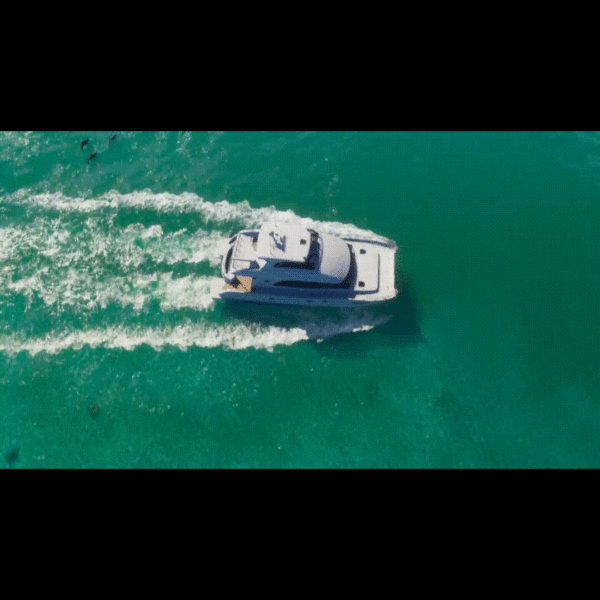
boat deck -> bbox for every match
[223,276,253,292]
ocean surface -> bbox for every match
[0,130,598,468]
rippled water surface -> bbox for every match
[0,131,598,468]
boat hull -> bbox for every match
[210,277,397,307]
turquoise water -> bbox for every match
[0,131,598,468]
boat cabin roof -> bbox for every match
[253,222,351,284]
[256,222,312,262]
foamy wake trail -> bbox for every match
[0,322,306,355]
[0,314,391,356]
[6,189,276,222]
[3,190,392,243]
[5,271,216,312]
[0,218,226,312]
[0,219,226,271]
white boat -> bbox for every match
[210,222,398,307]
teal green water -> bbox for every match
[1,131,598,468]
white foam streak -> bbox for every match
[0,322,309,355]
[0,219,226,271]
[0,312,390,356]
[4,270,216,313]
[4,189,392,243]
[7,190,268,221]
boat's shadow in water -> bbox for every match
[220,272,423,355]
